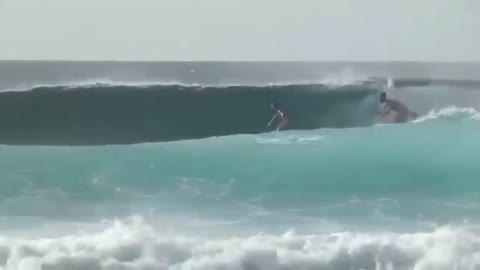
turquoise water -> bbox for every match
[2,61,480,269]
[1,110,480,269]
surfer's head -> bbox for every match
[271,102,280,110]
[379,92,387,103]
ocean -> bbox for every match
[0,61,480,270]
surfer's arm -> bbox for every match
[377,106,387,117]
[267,112,279,127]
[381,105,391,116]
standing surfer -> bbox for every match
[379,92,419,123]
[267,102,290,131]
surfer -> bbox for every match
[267,102,290,131]
[379,92,419,123]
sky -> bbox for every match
[0,0,479,61]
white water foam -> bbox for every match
[318,68,372,87]
[1,216,480,270]
[255,134,326,145]
[413,106,480,123]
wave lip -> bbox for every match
[7,76,480,92]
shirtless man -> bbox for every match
[379,92,419,123]
[267,102,290,131]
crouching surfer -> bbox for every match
[267,102,290,131]
[379,92,419,123]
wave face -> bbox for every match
[0,84,378,145]
[2,61,480,145]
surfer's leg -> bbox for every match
[394,112,408,123]
[410,111,419,119]
[277,119,289,131]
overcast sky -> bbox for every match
[0,0,479,61]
